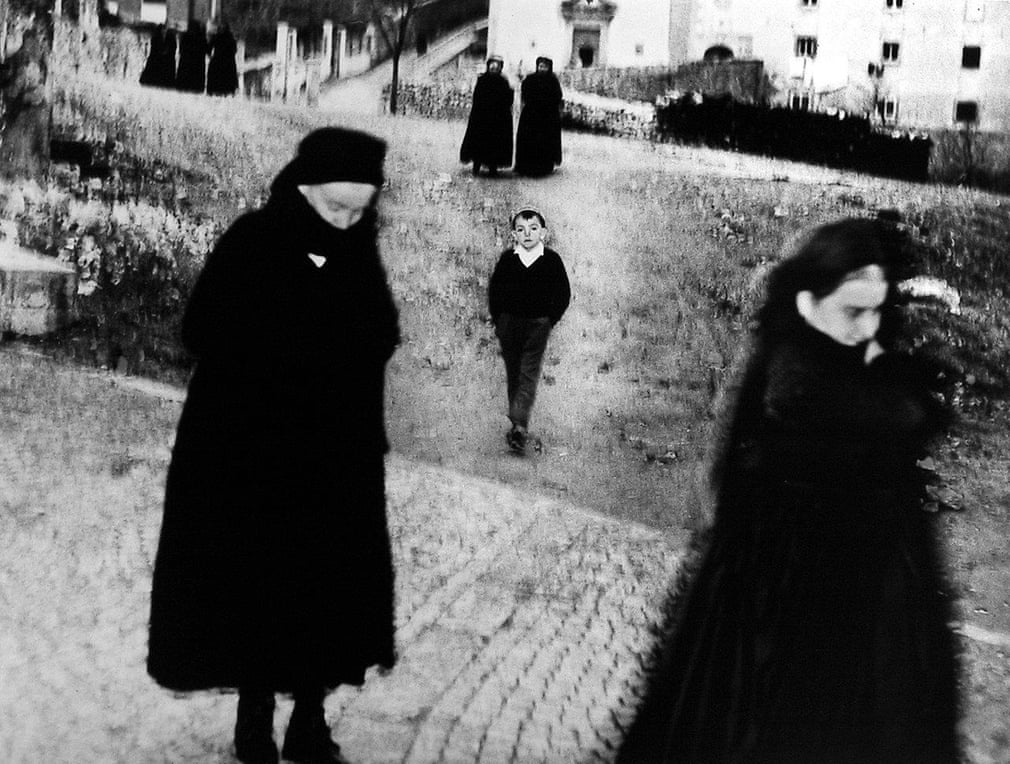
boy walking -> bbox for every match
[489,208,571,453]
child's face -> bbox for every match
[513,216,546,250]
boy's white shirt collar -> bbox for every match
[514,242,544,267]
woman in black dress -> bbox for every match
[459,55,514,177]
[206,23,239,96]
[619,218,959,763]
[148,128,400,764]
[513,56,563,177]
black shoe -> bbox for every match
[235,691,279,764]
[472,161,481,177]
[281,701,346,763]
[506,425,527,454]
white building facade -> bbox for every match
[487,0,673,75]
[488,0,1010,131]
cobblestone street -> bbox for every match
[0,361,681,763]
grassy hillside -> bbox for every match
[30,72,1008,528]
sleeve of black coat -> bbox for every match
[549,252,571,326]
[488,252,506,323]
[180,215,268,361]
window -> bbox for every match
[801,0,817,6]
[789,91,811,111]
[955,101,978,123]
[795,36,818,58]
[885,0,903,8]
[882,42,900,63]
[876,97,898,123]
[962,46,981,69]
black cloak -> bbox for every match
[206,27,239,96]
[618,319,959,763]
[175,24,209,93]
[514,68,563,177]
[147,163,400,693]
[459,70,514,169]
[139,26,176,88]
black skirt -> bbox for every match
[619,486,960,764]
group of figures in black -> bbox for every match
[460,55,564,178]
[145,117,963,764]
[139,21,238,96]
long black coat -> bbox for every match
[147,184,400,693]
[459,72,514,169]
[175,26,208,93]
[619,320,959,763]
[206,28,239,96]
[139,27,176,88]
[514,71,563,177]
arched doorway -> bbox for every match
[573,27,601,67]
[703,44,735,63]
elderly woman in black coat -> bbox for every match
[513,56,563,177]
[619,218,959,763]
[147,128,400,764]
[459,55,514,177]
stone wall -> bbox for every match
[52,19,150,82]
[394,81,657,140]
[557,61,769,105]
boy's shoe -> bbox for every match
[506,425,527,454]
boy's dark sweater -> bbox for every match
[488,247,571,325]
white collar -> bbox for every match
[307,252,327,268]
[514,243,544,267]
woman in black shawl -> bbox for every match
[175,21,209,93]
[459,55,514,177]
[148,128,400,764]
[618,218,959,763]
[514,56,563,177]
[206,23,239,96]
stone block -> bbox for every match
[0,240,77,336]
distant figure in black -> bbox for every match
[175,22,209,93]
[459,55,514,177]
[618,218,959,763]
[148,128,400,764]
[514,56,563,177]
[206,23,239,96]
[139,25,176,88]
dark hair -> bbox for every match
[757,217,902,338]
[511,208,546,228]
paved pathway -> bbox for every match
[0,358,681,763]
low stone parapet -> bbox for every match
[0,240,77,336]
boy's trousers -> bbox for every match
[495,313,552,429]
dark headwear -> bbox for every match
[487,54,504,67]
[535,56,553,71]
[510,206,546,228]
[272,127,386,190]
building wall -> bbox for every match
[487,0,671,75]
[487,0,1010,130]
[686,0,1010,131]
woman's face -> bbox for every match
[796,266,889,346]
[298,182,377,230]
